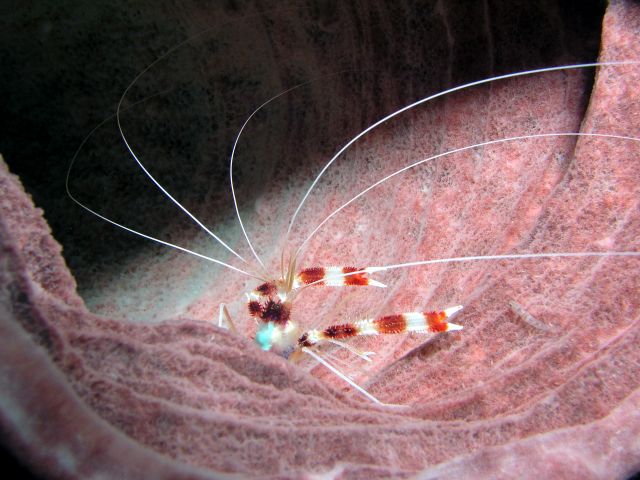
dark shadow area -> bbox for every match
[0,442,41,479]
[0,0,606,297]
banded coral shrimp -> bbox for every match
[63,3,635,408]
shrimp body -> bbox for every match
[297,306,463,348]
[246,262,463,370]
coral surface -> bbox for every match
[0,1,639,479]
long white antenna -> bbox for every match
[302,347,393,406]
[229,71,357,272]
[66,112,265,281]
[230,90,298,271]
[105,7,311,264]
[292,132,640,259]
[296,251,640,290]
[366,251,640,274]
[115,81,247,263]
[285,61,640,242]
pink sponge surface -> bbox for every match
[1,2,639,479]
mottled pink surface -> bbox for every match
[1,1,640,479]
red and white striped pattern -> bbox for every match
[294,266,386,288]
[298,305,463,347]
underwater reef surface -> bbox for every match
[0,1,639,478]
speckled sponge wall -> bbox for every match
[0,1,639,479]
